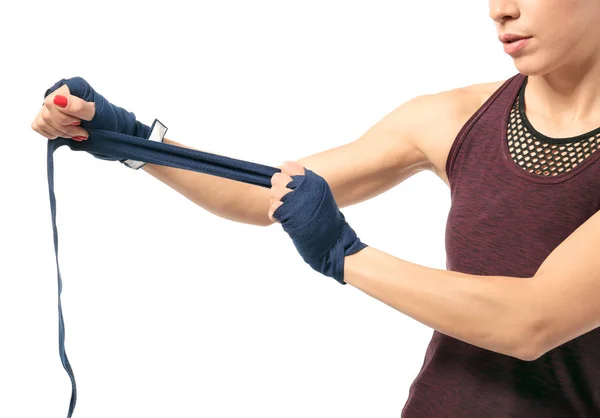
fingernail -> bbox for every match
[54,95,68,108]
[72,135,87,140]
[70,121,81,126]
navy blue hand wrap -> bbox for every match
[272,169,367,284]
[45,77,153,163]
[44,77,364,417]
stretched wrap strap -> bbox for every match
[47,123,280,417]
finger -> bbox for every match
[269,185,293,203]
[40,107,88,139]
[44,84,95,121]
[39,127,58,139]
[37,113,69,139]
[268,201,284,223]
[280,160,306,177]
[45,100,81,126]
[32,119,58,139]
[270,172,293,188]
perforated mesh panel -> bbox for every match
[507,92,600,176]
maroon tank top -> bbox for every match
[401,73,600,417]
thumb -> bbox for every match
[45,84,96,121]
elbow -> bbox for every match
[513,345,543,362]
[511,315,548,362]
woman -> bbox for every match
[31,0,600,416]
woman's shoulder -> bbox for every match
[414,78,510,185]
[464,79,511,106]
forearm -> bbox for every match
[142,137,274,226]
[141,109,432,227]
[141,136,423,226]
[344,246,539,360]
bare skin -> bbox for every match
[259,0,600,361]
[30,0,600,361]
[32,80,496,225]
[490,0,600,134]
[32,0,600,228]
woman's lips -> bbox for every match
[502,37,532,55]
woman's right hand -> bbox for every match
[31,83,95,141]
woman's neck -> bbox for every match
[525,57,600,128]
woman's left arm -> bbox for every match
[270,161,600,362]
[345,205,600,362]
[344,246,539,361]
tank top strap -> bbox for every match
[446,73,525,184]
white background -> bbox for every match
[1,1,517,417]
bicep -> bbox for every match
[296,98,432,208]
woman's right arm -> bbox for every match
[33,83,461,227]
[142,93,448,227]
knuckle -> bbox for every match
[45,122,59,134]
[43,95,54,108]
[40,109,52,124]
[43,123,60,136]
[33,125,46,138]
[69,101,82,114]
[57,84,71,95]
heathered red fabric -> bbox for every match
[401,73,600,418]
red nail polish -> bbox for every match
[72,135,87,140]
[70,121,81,126]
[54,95,68,108]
